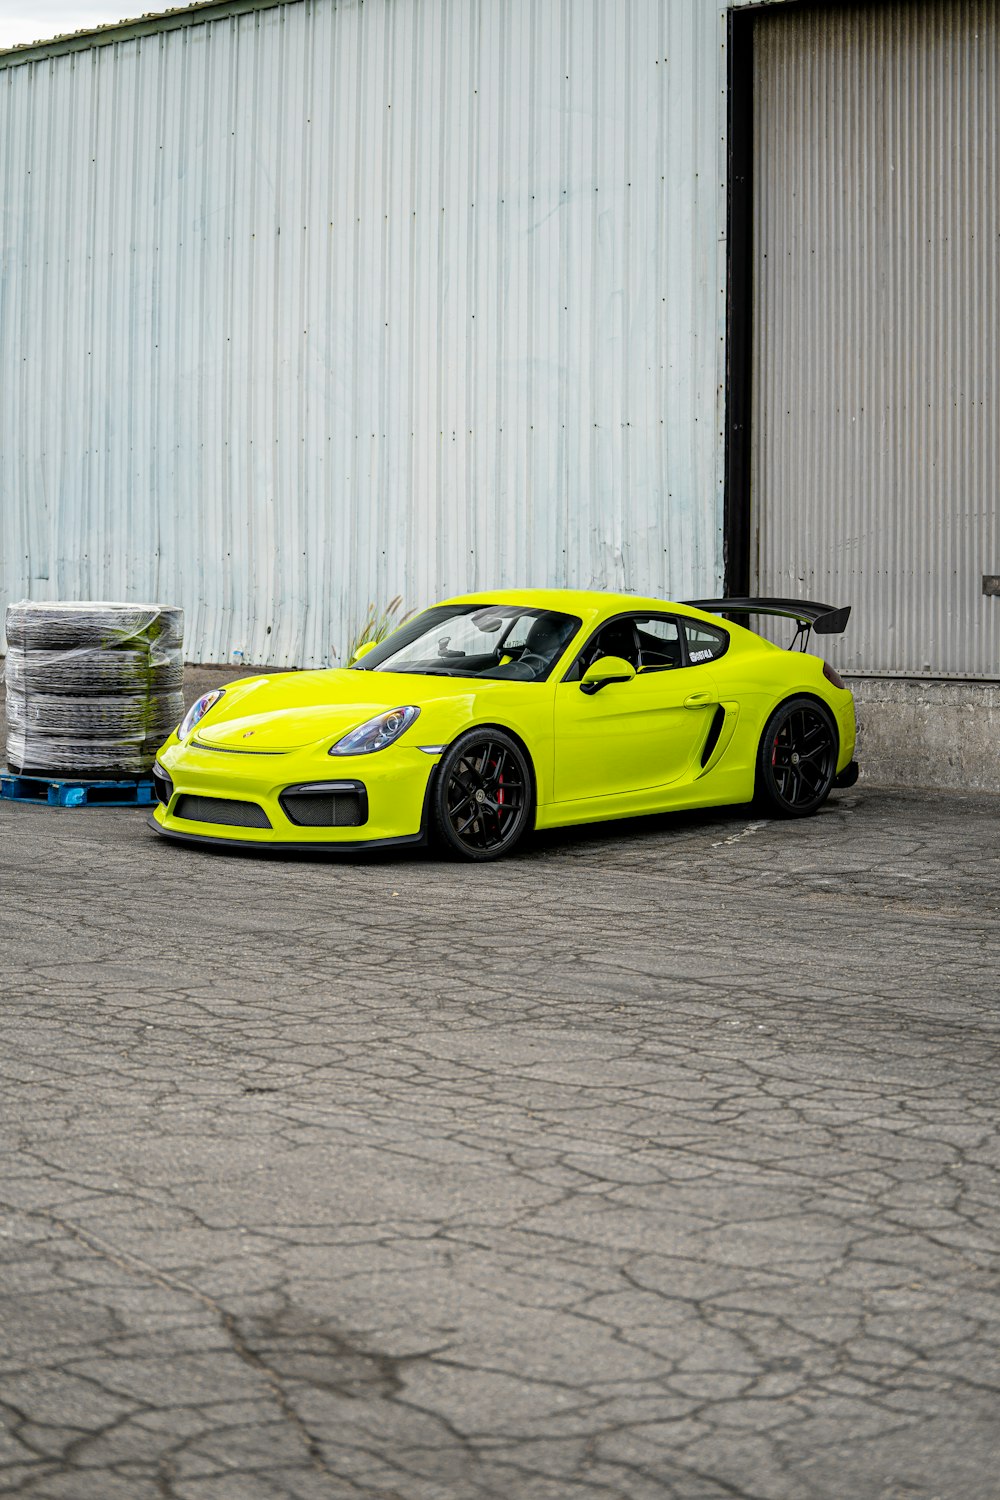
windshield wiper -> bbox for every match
[384,665,461,676]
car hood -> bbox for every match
[194,668,505,752]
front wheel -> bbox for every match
[756,698,838,817]
[433,730,534,860]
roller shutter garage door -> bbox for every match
[751,0,999,677]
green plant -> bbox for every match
[345,596,415,662]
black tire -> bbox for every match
[4,647,182,696]
[755,697,838,818]
[5,731,156,776]
[5,603,183,651]
[6,689,182,737]
[433,729,534,860]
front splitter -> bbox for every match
[147,814,425,855]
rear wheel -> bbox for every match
[433,730,533,860]
[756,698,838,817]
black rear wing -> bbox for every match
[683,597,851,651]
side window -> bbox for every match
[633,617,682,672]
[682,619,729,665]
[564,617,638,681]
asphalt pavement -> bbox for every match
[1,786,999,1499]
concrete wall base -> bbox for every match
[847,677,1000,793]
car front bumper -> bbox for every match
[150,739,436,848]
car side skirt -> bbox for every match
[535,765,754,830]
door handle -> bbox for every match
[683,691,716,709]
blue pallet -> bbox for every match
[0,773,156,808]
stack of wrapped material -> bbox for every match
[4,602,184,776]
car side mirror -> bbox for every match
[580,655,636,695]
[350,641,377,664]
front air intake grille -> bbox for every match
[173,794,271,829]
[279,782,368,828]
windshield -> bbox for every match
[351,604,582,681]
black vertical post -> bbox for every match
[724,9,754,598]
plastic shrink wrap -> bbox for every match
[4,602,184,775]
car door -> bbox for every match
[552,615,719,802]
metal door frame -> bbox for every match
[723,6,757,598]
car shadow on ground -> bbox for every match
[142,800,788,868]
[524,802,762,857]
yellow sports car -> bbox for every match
[150,589,858,861]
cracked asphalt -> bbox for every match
[1,786,999,1499]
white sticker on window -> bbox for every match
[690,648,713,663]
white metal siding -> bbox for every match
[0,0,728,666]
[752,0,1000,678]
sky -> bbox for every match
[0,2,156,48]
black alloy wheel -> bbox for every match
[433,729,534,860]
[756,697,838,817]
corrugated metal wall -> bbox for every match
[752,0,1000,678]
[0,0,727,666]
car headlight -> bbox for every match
[329,706,420,756]
[179,689,226,740]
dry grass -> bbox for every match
[346,596,416,661]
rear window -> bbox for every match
[682,619,729,664]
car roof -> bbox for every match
[441,587,716,623]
